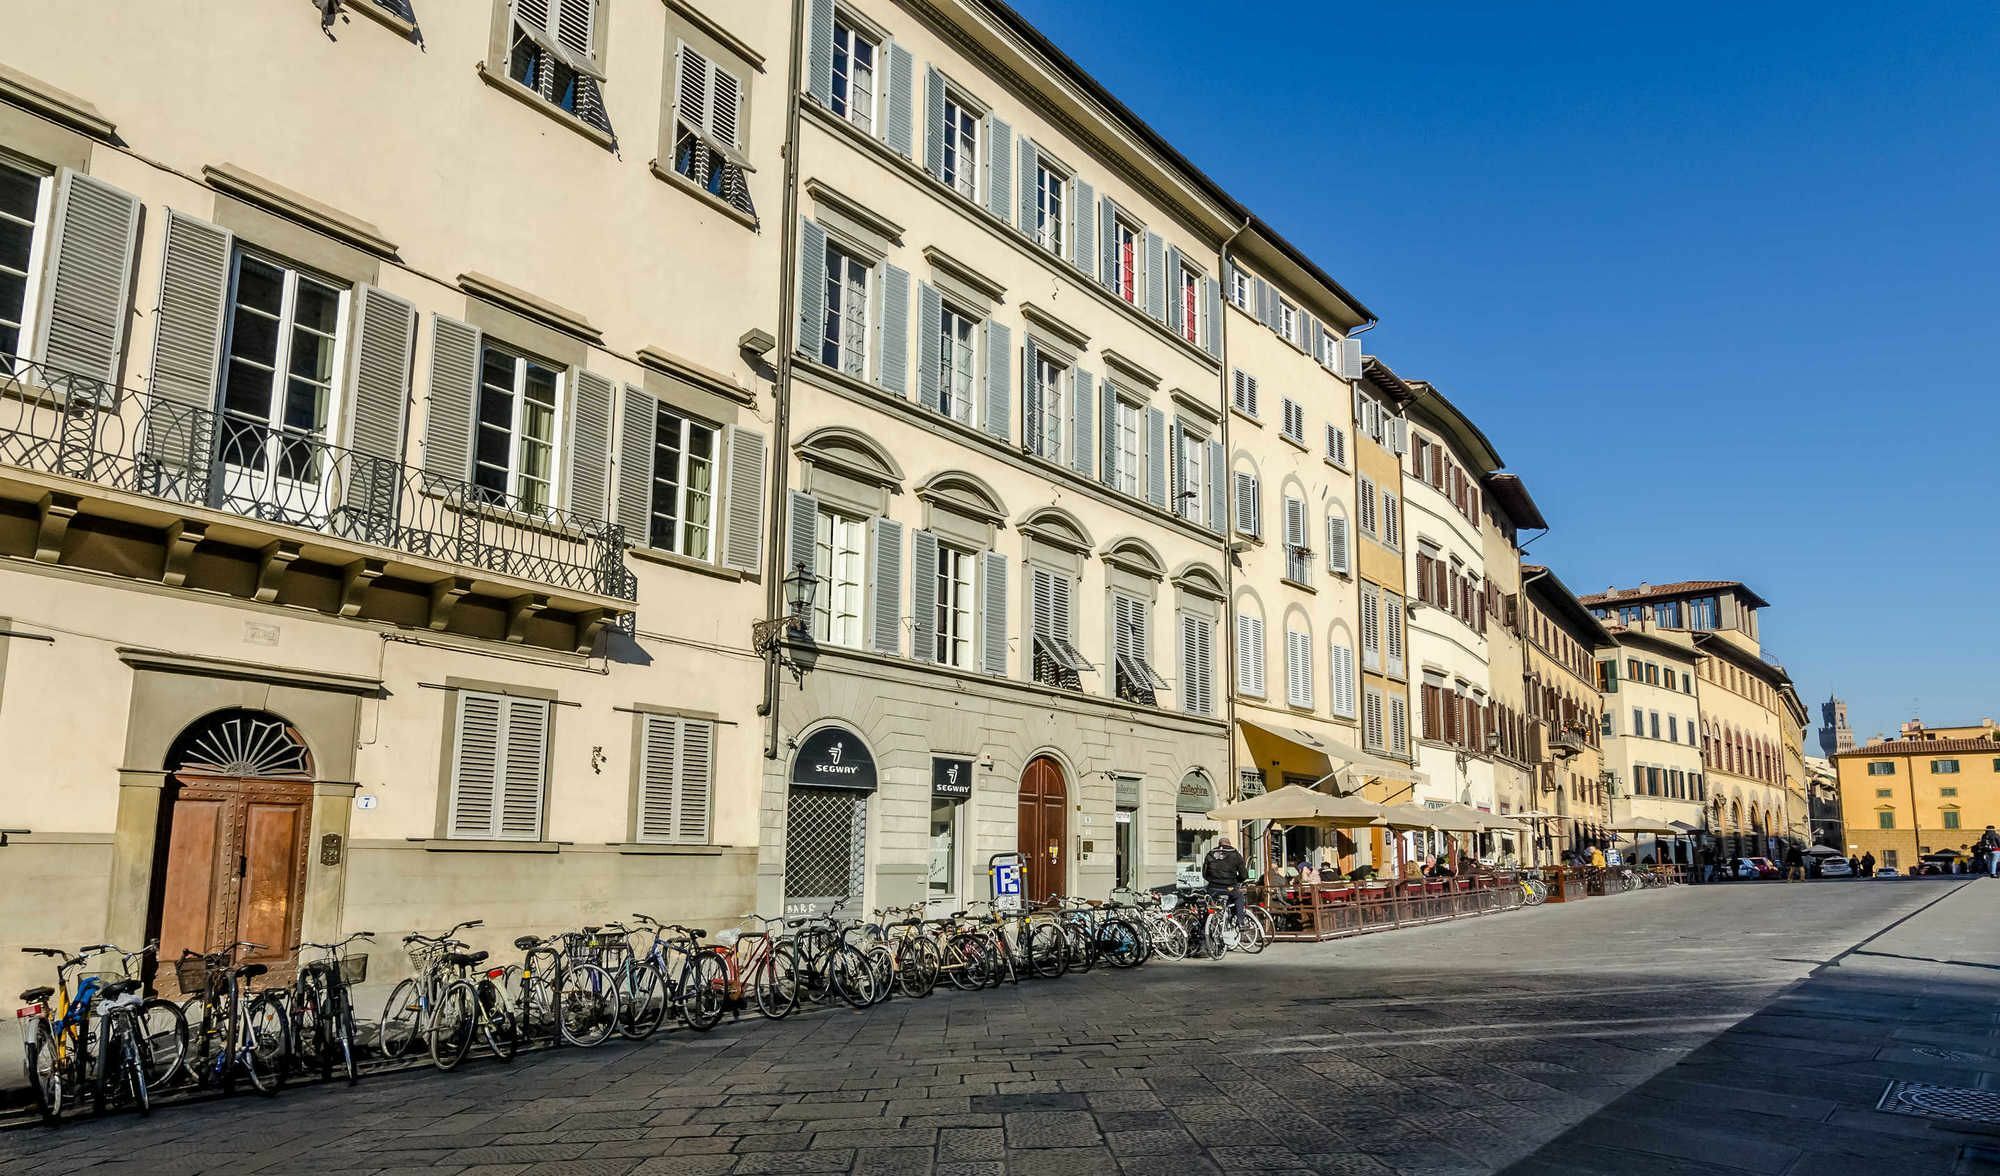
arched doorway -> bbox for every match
[1017,757,1068,903]
[782,725,877,915]
[150,709,316,986]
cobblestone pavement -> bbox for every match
[2,880,1984,1175]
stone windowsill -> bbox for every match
[475,63,615,154]
[630,544,745,582]
[411,838,563,854]
[649,159,760,232]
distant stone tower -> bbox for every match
[1820,694,1854,756]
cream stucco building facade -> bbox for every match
[1597,619,1706,859]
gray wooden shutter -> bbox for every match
[1203,277,1223,358]
[567,368,614,521]
[785,489,819,582]
[923,66,946,180]
[1326,511,1350,574]
[721,424,767,573]
[1020,336,1041,455]
[1142,230,1166,321]
[884,42,915,159]
[1069,368,1093,477]
[423,315,479,481]
[36,169,140,387]
[616,384,656,549]
[983,320,1011,442]
[1071,178,1095,273]
[1164,245,1185,338]
[1098,197,1116,290]
[805,0,834,107]
[979,549,1008,675]
[869,516,903,655]
[637,713,678,843]
[449,691,502,838]
[910,528,938,663]
[148,210,232,418]
[985,116,1012,225]
[1099,381,1118,488]
[341,284,416,537]
[1234,471,1258,537]
[676,718,713,842]
[1169,418,1187,516]
[1144,407,1167,509]
[796,219,827,359]
[498,695,550,839]
[878,262,909,396]
[1016,138,1037,239]
[916,282,943,413]
[1204,439,1224,534]
[1300,312,1319,355]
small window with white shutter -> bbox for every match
[671,39,756,220]
[1110,592,1168,706]
[1179,611,1214,717]
[503,0,614,140]
[1280,398,1305,446]
[634,712,714,845]
[1324,423,1349,469]
[0,160,52,364]
[1029,563,1091,689]
[447,690,552,841]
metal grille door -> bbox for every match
[784,788,867,912]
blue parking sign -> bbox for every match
[991,852,1023,911]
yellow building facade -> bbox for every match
[1834,719,2000,872]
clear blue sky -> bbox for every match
[1008,0,2000,742]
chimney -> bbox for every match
[1638,582,1651,593]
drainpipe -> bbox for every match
[760,0,808,760]
[1217,218,1248,809]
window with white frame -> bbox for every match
[1111,215,1140,303]
[1030,564,1090,689]
[1230,368,1258,417]
[447,690,551,841]
[673,41,755,218]
[218,252,347,493]
[1177,263,1200,345]
[1235,611,1266,696]
[1034,159,1067,255]
[812,508,866,647]
[1388,694,1409,754]
[0,161,50,360]
[1360,580,1382,671]
[1031,353,1065,463]
[934,542,975,668]
[1285,628,1313,709]
[1357,474,1378,537]
[1114,395,1141,497]
[1330,639,1357,718]
[820,242,869,377]
[648,403,718,559]
[475,342,562,511]
[940,91,980,200]
[1177,425,1204,524]
[1362,683,1385,751]
[1324,422,1348,467]
[507,0,613,136]
[1111,593,1167,706]
[635,713,714,844]
[829,17,877,133]
[1381,488,1400,549]
[1229,267,1251,310]
[1283,496,1309,584]
[937,302,977,424]
[1180,612,1214,716]
[1278,298,1297,344]
[1281,398,1304,444]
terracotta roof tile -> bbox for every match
[1579,580,1746,606]
[1834,737,2000,759]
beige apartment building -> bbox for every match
[1521,567,1609,857]
[1597,620,1705,861]
[1479,474,1545,863]
[1582,580,1802,857]
[0,0,789,999]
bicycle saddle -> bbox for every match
[103,979,142,999]
[19,985,52,1003]
[236,963,268,979]
[513,936,540,951]
[685,929,706,940]
[446,950,490,967]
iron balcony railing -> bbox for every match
[0,357,635,602]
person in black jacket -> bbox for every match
[1203,838,1248,920]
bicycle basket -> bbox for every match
[337,953,369,986]
[173,957,215,993]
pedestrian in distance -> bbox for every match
[1861,851,1876,878]
[1202,836,1249,922]
[1980,827,2000,877]
[1589,844,1606,869]
[1785,844,1805,882]
[1849,854,1862,877]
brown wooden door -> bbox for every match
[158,776,311,988]
[1016,757,1067,903]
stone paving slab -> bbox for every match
[1,879,1984,1174]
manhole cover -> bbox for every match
[1914,1045,1984,1062]
[1880,1081,2000,1124]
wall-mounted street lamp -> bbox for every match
[753,560,818,682]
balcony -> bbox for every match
[0,358,633,652]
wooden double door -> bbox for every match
[155,775,313,989]
[1017,757,1068,903]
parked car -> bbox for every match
[1877,866,1902,878]
[1919,853,1962,875]
[1744,856,1781,879]
[1817,856,1853,878]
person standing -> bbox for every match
[1979,827,2000,877]
[1860,851,1876,878]
[1848,854,1861,876]
[1785,844,1805,882]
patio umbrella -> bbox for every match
[1607,815,1680,834]
[1805,844,1843,857]
[1206,785,1387,828]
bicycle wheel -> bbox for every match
[1026,924,1067,979]
[864,945,895,1007]
[22,1021,63,1124]
[1148,916,1188,961]
[752,945,800,1019]
[288,982,324,1081]
[331,984,360,1084]
[829,945,876,1009]
[243,994,290,1095]
[1100,918,1146,968]
[616,962,668,1040]
[1199,913,1226,960]
[479,978,518,1062]
[941,934,990,990]
[136,998,187,1091]
[1234,912,1270,956]
[1062,923,1095,974]
[680,951,731,1030]
[377,978,422,1059]
[111,1011,150,1117]
[557,964,619,1047]
[517,975,559,1044]
[93,1012,115,1116]
[429,982,476,1071]
[894,937,939,998]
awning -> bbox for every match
[1177,814,1221,833]
[1237,718,1335,779]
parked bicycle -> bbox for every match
[285,931,372,1084]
